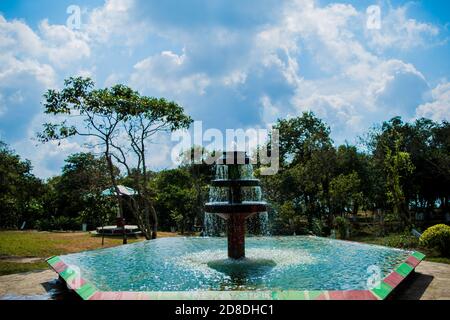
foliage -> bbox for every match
[0,141,45,229]
[275,201,303,234]
[51,153,113,226]
[311,217,325,236]
[368,117,449,225]
[261,112,335,233]
[273,111,332,167]
[420,224,450,256]
[334,216,350,239]
[2,102,449,240]
[383,232,419,249]
[153,168,199,234]
[38,77,193,239]
[262,114,450,236]
[79,193,117,228]
[383,136,415,226]
[35,216,80,231]
[329,172,363,215]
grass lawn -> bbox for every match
[352,233,450,265]
[0,231,178,276]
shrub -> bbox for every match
[384,233,419,249]
[334,216,350,239]
[35,216,80,231]
[419,224,450,256]
[311,217,324,236]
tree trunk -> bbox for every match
[140,141,158,240]
[126,195,152,240]
[399,201,411,230]
[105,151,127,245]
[142,202,153,240]
[150,204,158,239]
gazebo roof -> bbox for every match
[101,185,137,197]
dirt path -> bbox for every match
[0,256,43,263]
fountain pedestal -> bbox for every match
[205,151,267,260]
[227,214,247,259]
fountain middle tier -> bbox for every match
[204,202,267,220]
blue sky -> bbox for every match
[0,0,449,178]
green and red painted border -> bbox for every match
[46,251,425,300]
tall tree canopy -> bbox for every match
[0,141,44,229]
[262,113,450,235]
[52,153,115,227]
[38,77,193,239]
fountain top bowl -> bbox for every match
[215,151,251,165]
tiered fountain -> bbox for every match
[204,151,267,259]
[47,149,421,299]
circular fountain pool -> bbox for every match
[54,236,413,294]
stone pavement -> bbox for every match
[394,261,450,300]
[0,269,75,300]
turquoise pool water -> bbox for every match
[59,236,411,292]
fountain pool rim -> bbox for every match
[47,236,425,300]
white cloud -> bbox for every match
[0,13,94,176]
[0,55,56,90]
[223,70,247,87]
[260,95,281,125]
[0,0,447,177]
[86,0,150,46]
[251,0,435,142]
[104,73,123,87]
[415,82,450,121]
[0,15,90,69]
[11,113,86,178]
[131,50,210,96]
[0,94,5,116]
[366,5,440,51]
[38,20,91,68]
[0,15,42,54]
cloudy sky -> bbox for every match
[0,0,449,178]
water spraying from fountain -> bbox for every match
[204,151,268,259]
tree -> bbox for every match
[39,77,128,240]
[112,98,192,239]
[56,153,114,228]
[273,112,332,167]
[366,116,449,225]
[153,168,197,234]
[384,137,415,227]
[178,146,214,230]
[431,121,450,214]
[329,172,363,216]
[38,77,192,240]
[0,141,44,229]
[276,201,300,235]
[262,112,336,230]
[335,145,371,212]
